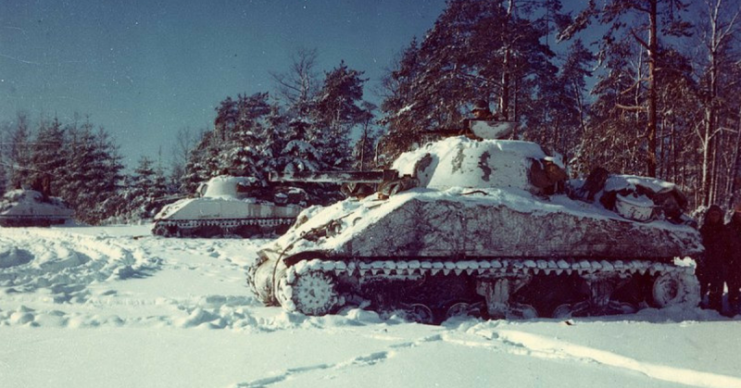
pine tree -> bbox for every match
[59,121,124,224]
[313,60,369,170]
[281,119,322,176]
[378,0,560,159]
[218,92,272,183]
[8,113,32,190]
[181,131,220,195]
[561,0,693,177]
[125,155,169,220]
[29,116,66,196]
[379,38,424,159]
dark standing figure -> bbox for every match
[698,205,730,313]
[725,206,741,316]
[471,99,495,120]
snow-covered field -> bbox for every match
[1,225,740,388]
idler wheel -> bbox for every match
[152,224,171,237]
[291,271,340,316]
[651,272,700,308]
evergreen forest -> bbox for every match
[1,0,739,225]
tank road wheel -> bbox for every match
[651,272,700,308]
[152,223,172,237]
[476,276,536,319]
[290,271,340,316]
[234,224,260,238]
[406,304,434,324]
[553,276,636,318]
[445,302,484,320]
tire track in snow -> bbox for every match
[449,328,741,388]
[232,350,393,388]
[231,334,443,387]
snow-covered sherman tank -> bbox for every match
[152,176,305,238]
[249,122,703,323]
[0,190,74,227]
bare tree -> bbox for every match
[270,47,320,116]
[693,0,741,206]
[170,126,204,189]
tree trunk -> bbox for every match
[646,0,658,177]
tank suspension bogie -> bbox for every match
[270,257,698,322]
[476,275,537,319]
[153,217,296,238]
[552,274,636,318]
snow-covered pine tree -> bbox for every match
[8,113,32,190]
[379,37,424,160]
[29,116,66,196]
[378,0,560,160]
[313,60,369,170]
[262,103,289,177]
[181,131,220,195]
[528,38,594,174]
[125,156,169,221]
[218,92,272,185]
[281,118,322,176]
[59,121,124,225]
[561,0,693,178]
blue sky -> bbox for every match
[1,0,448,167]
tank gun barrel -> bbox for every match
[269,170,399,184]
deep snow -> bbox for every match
[1,225,740,388]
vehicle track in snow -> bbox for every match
[437,324,741,388]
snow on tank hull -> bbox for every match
[152,176,304,238]
[0,190,74,227]
[248,137,703,322]
[152,198,302,238]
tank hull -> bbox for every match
[0,190,73,227]
[249,188,702,322]
[153,198,302,238]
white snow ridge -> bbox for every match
[0,225,739,388]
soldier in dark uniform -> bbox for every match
[698,205,731,313]
[471,99,495,120]
[725,205,741,316]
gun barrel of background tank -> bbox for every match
[269,170,398,184]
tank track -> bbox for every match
[153,217,295,238]
[273,257,699,323]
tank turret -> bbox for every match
[0,190,74,227]
[247,123,702,323]
[152,175,305,238]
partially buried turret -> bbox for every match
[248,121,703,323]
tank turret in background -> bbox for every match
[247,121,702,323]
[0,190,74,227]
[152,175,306,238]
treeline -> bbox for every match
[377,0,741,209]
[2,0,741,225]
[0,113,171,224]
[181,0,741,211]
[177,58,376,200]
